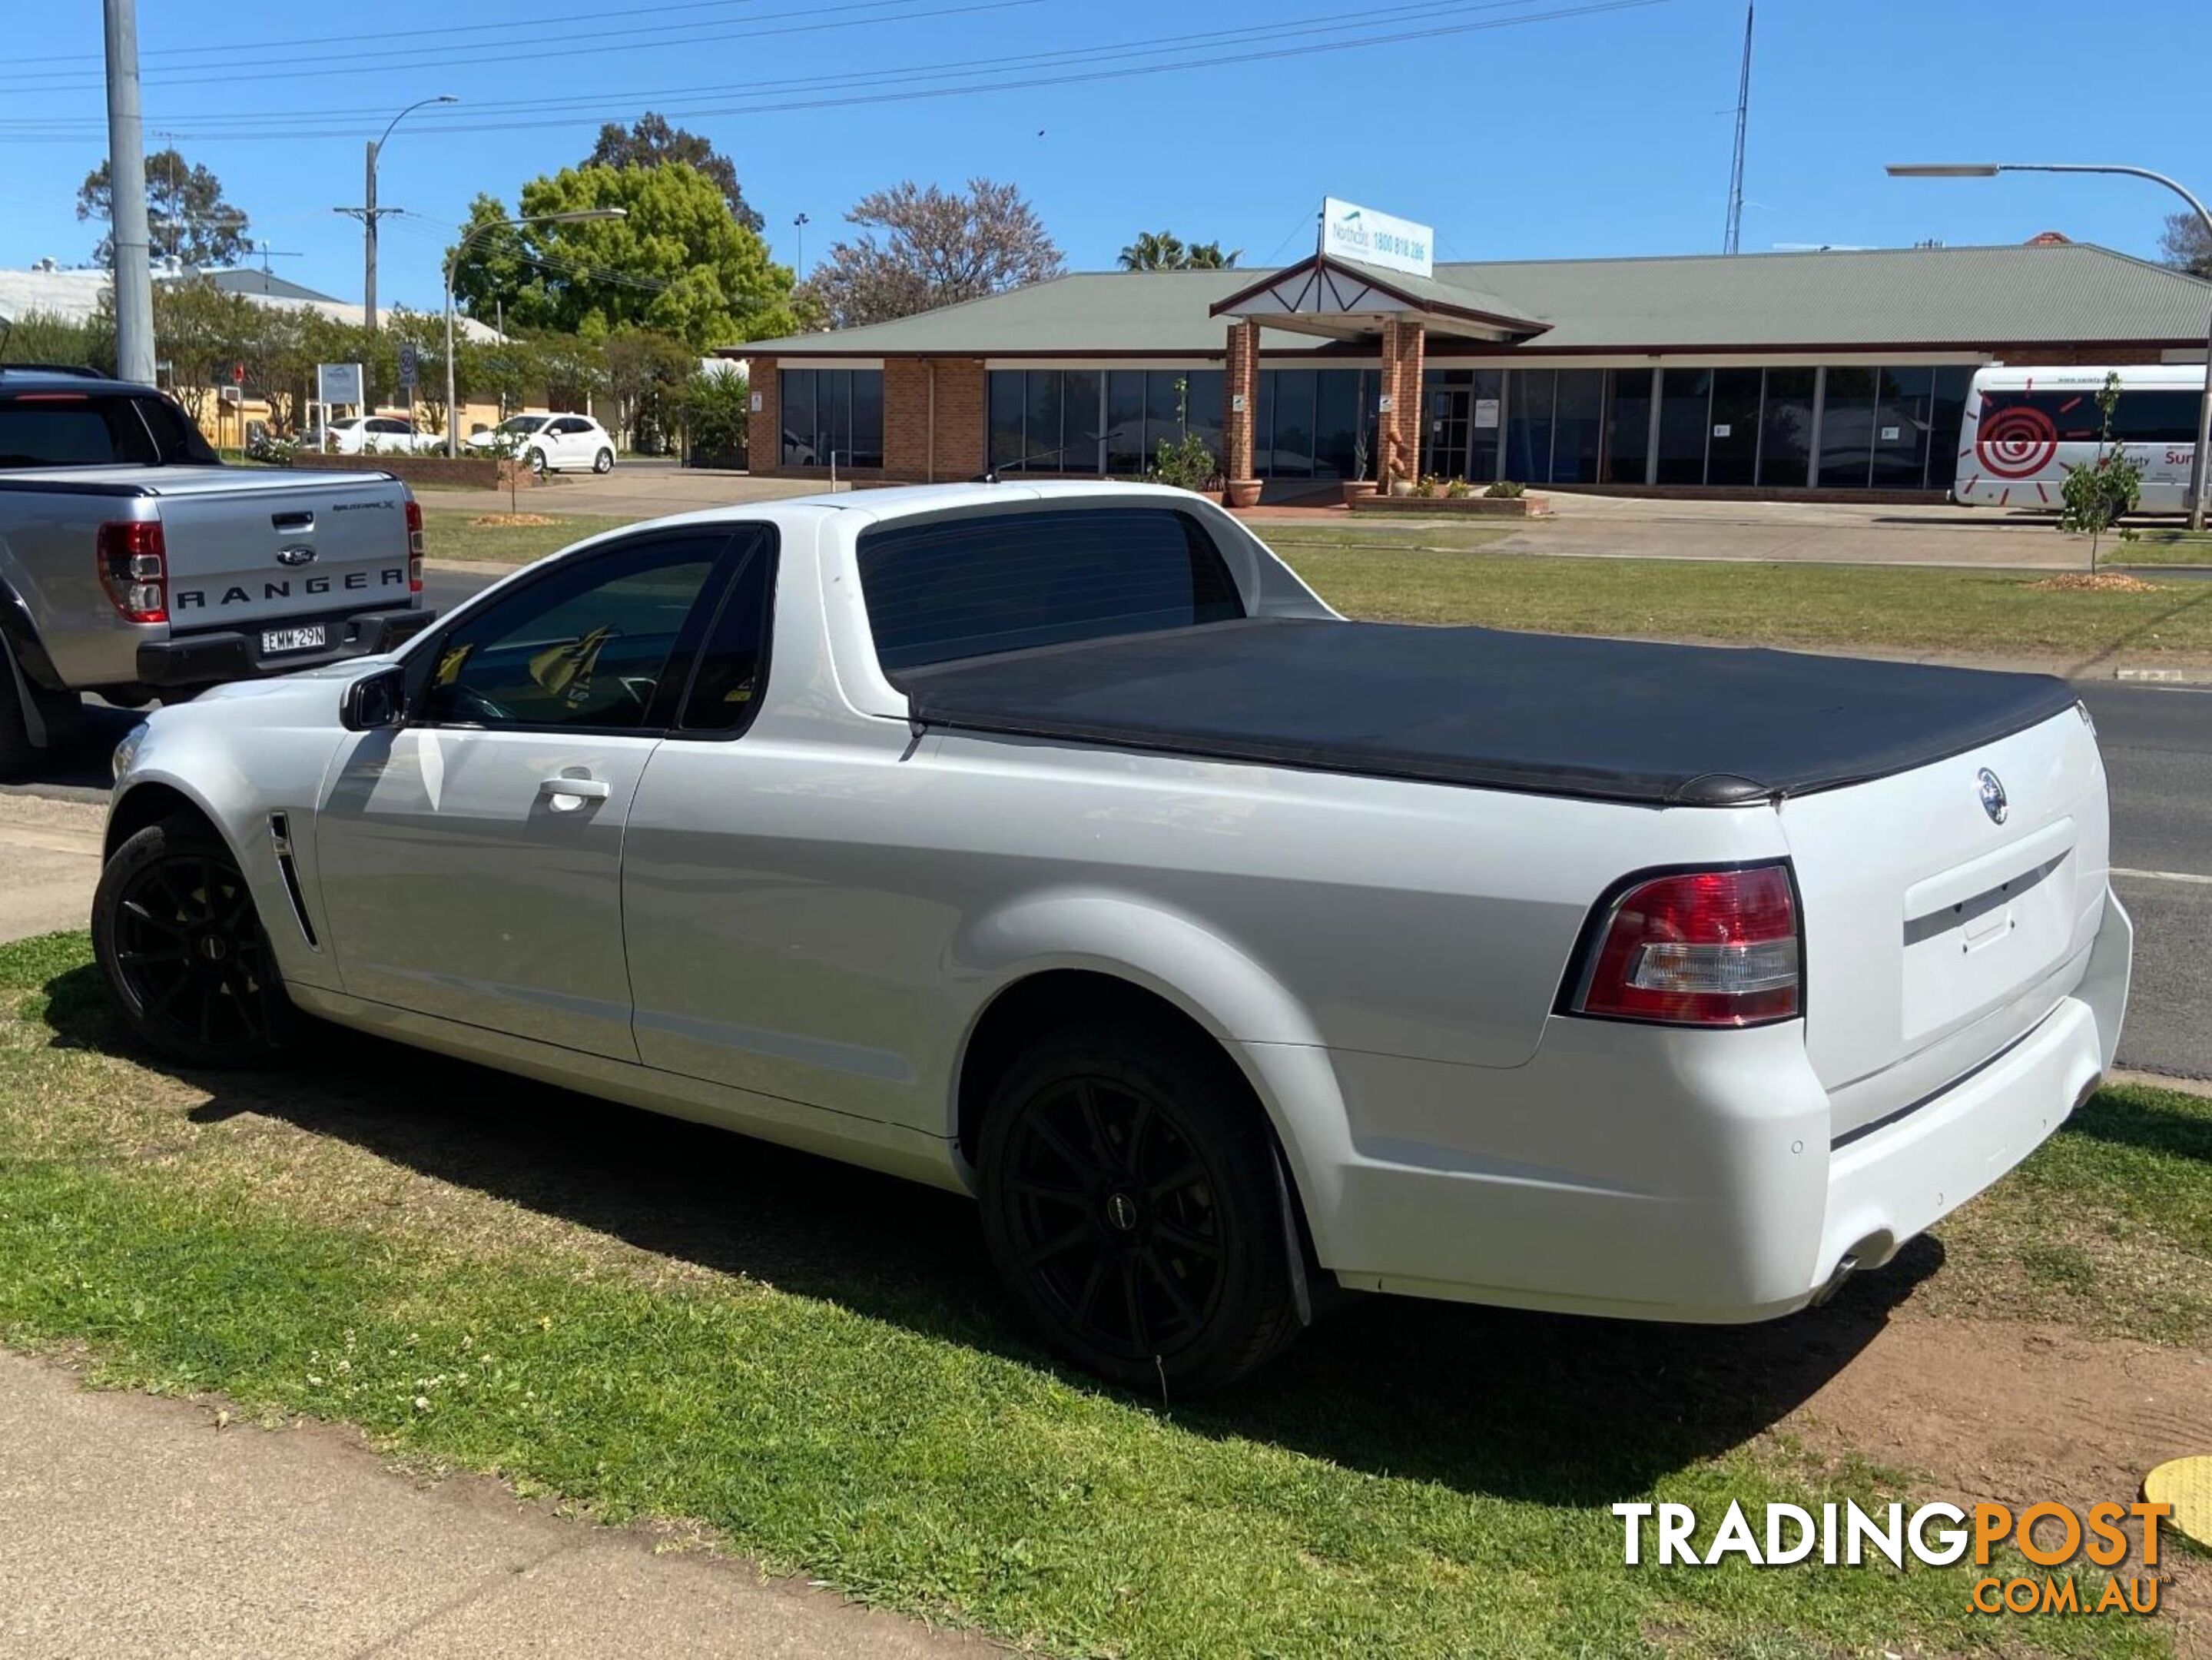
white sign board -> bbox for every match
[1474,398,1500,429]
[396,344,419,390]
[1322,197,1434,279]
[317,362,363,407]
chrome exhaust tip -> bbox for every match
[1809,1253,1859,1308]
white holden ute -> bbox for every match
[96,482,2130,1391]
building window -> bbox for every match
[1870,367,1934,489]
[1253,369,1373,481]
[1758,367,1817,488]
[1656,368,1711,484]
[778,368,883,468]
[1603,368,1656,484]
[1816,367,1877,487]
[990,369,1214,475]
[1507,370,1554,483]
[1706,369,1762,486]
[1550,370,1605,484]
[1925,366,1975,490]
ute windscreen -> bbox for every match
[857,506,1243,676]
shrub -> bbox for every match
[1484,479,1526,499]
[682,368,751,466]
[1444,476,1471,499]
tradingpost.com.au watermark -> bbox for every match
[1613,1499,2173,1617]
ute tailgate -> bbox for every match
[1779,702,2108,1140]
[158,470,415,631]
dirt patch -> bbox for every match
[2027,571,2164,593]
[1782,1313,2212,1650]
[468,513,560,529]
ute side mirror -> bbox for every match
[340,663,407,731]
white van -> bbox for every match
[1956,363,2205,510]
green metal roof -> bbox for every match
[733,243,2212,358]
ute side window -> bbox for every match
[856,507,1245,676]
[415,533,728,732]
[675,529,778,736]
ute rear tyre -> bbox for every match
[592,448,614,473]
[977,1019,1305,1393]
[92,815,292,1067]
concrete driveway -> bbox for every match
[438,460,824,523]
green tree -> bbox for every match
[1118,231,1238,271]
[801,178,1062,327]
[2159,212,2212,280]
[602,326,697,453]
[150,278,261,423]
[586,113,761,232]
[448,193,539,327]
[450,164,796,351]
[0,310,114,375]
[2058,372,2144,573]
[77,148,254,267]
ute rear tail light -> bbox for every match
[1565,862,1801,1028]
[96,520,168,624]
[403,495,424,593]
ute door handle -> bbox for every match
[539,773,612,812]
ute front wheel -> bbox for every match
[92,816,290,1067]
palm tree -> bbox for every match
[1118,231,1239,271]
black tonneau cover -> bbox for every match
[897,618,2079,807]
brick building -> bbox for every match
[729,240,2212,502]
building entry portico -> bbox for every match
[1209,225,1547,499]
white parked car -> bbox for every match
[321,415,443,456]
[466,413,615,475]
[94,483,2131,1391]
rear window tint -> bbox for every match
[857,507,1244,675]
[0,393,217,467]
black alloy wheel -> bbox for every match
[979,1021,1304,1393]
[93,817,287,1067]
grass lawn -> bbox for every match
[0,930,2198,1658]
[2114,530,2212,568]
[1262,534,2212,661]
[420,507,634,565]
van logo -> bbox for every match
[276,545,318,567]
[1978,768,2008,825]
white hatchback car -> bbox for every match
[466,413,616,475]
[323,415,442,456]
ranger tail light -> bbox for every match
[403,495,424,593]
[96,520,168,624]
[1567,863,1801,1028]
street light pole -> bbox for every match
[1888,161,2212,532]
[793,211,809,274]
[359,95,456,335]
[444,208,628,457]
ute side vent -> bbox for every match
[267,812,320,949]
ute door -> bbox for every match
[314,527,736,1059]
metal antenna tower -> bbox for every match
[1723,2,1754,254]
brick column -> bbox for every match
[1224,318,1259,483]
[748,357,779,473]
[1379,317,1425,485]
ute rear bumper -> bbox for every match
[1288,887,2131,1323]
[135,605,433,689]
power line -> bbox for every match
[0,0,1671,142]
[0,0,1485,118]
[0,0,1051,95]
[7,0,798,65]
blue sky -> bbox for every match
[2,0,2207,314]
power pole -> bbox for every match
[1723,1,1753,255]
[363,142,378,332]
[103,0,154,384]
